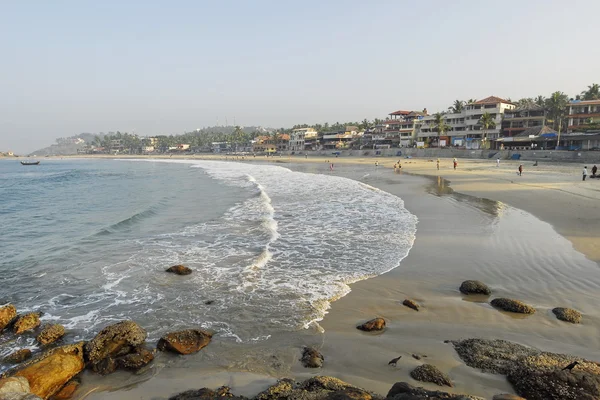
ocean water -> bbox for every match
[0,158,417,363]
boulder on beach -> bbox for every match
[0,376,43,400]
[3,349,33,364]
[12,342,85,400]
[402,299,419,312]
[165,265,192,275]
[52,380,80,400]
[91,356,117,375]
[552,307,582,324]
[84,320,147,364]
[410,364,453,387]
[452,338,600,400]
[0,304,18,332]
[301,347,324,368]
[13,313,41,335]
[169,386,245,400]
[387,382,483,400]
[490,298,535,314]
[459,280,491,295]
[115,346,155,371]
[157,329,212,355]
[36,324,65,346]
[356,318,386,332]
[254,379,294,400]
[492,395,526,400]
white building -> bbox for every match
[289,128,317,152]
[418,96,515,149]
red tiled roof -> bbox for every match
[389,110,412,116]
[472,96,513,105]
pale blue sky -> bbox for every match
[1,0,599,153]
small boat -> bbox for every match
[20,160,40,165]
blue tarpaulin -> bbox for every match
[511,154,521,160]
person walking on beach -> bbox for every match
[375,161,379,168]
[436,159,440,170]
[583,166,588,181]
[330,163,334,171]
[496,158,500,167]
[453,158,457,170]
[518,164,523,176]
[592,165,598,177]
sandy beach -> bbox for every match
[36,153,593,400]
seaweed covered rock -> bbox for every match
[0,304,17,332]
[552,307,582,324]
[402,299,419,312]
[3,349,33,364]
[387,382,483,400]
[356,318,386,332]
[165,265,192,275]
[37,324,65,346]
[13,313,41,335]
[84,320,147,364]
[490,298,535,314]
[301,347,324,368]
[157,329,212,355]
[459,280,491,295]
[410,364,453,387]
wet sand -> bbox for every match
[73,155,600,399]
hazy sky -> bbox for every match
[1,0,599,153]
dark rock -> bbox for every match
[411,354,421,361]
[115,346,155,371]
[492,395,526,400]
[169,386,245,400]
[409,364,453,387]
[13,313,41,335]
[52,380,80,400]
[490,298,535,314]
[37,324,65,346]
[91,357,117,375]
[356,318,386,332]
[386,382,482,400]
[157,329,212,355]
[301,347,324,368]
[84,320,147,364]
[253,379,294,400]
[507,367,600,400]
[3,349,33,364]
[326,388,371,400]
[0,304,17,332]
[402,300,419,312]
[204,300,215,305]
[166,265,192,275]
[459,280,491,295]
[552,307,582,324]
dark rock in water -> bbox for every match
[52,380,80,400]
[411,354,421,361]
[452,338,600,400]
[356,318,386,332]
[410,364,453,387]
[204,300,215,305]
[552,307,582,324]
[169,386,245,400]
[37,324,65,346]
[91,356,117,375]
[0,304,17,332]
[387,382,482,400]
[492,395,526,400]
[402,299,419,312]
[14,313,41,335]
[166,265,192,275]
[84,320,147,364]
[253,379,294,400]
[3,349,33,364]
[459,280,491,295]
[326,388,372,400]
[301,347,324,368]
[490,298,535,314]
[115,346,155,371]
[157,329,212,355]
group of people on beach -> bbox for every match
[583,165,598,181]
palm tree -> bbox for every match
[581,84,600,100]
[516,98,535,108]
[466,98,477,104]
[433,113,451,148]
[535,95,546,106]
[448,100,465,114]
[478,112,496,149]
[545,91,570,147]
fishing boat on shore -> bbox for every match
[20,160,40,165]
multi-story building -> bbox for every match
[384,109,427,147]
[289,128,317,152]
[567,100,600,132]
[502,104,546,137]
[417,96,514,149]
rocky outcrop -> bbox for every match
[3,349,33,364]
[12,342,85,400]
[253,379,294,400]
[84,320,147,365]
[409,364,453,387]
[356,318,386,332]
[51,380,79,400]
[169,386,245,400]
[165,265,192,275]
[301,347,324,368]
[402,299,419,312]
[13,313,41,335]
[115,346,155,371]
[0,304,18,332]
[157,329,212,355]
[492,395,526,400]
[552,307,582,324]
[490,298,535,314]
[452,338,600,400]
[37,324,65,346]
[386,382,483,400]
[459,280,491,295]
